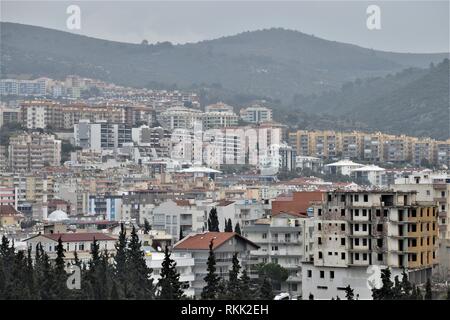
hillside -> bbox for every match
[0,22,447,103]
[286,59,450,140]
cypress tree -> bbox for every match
[201,239,220,299]
[158,246,184,300]
[179,227,184,241]
[239,268,254,300]
[207,208,219,232]
[54,237,69,299]
[344,285,354,300]
[226,252,241,299]
[259,276,274,300]
[127,225,155,299]
[425,278,432,300]
[372,267,394,300]
[144,218,151,234]
[234,222,241,235]
[114,223,128,297]
[400,269,412,298]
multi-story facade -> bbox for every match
[302,190,438,299]
[8,132,61,172]
[243,213,313,297]
[288,129,450,167]
[240,106,273,124]
[0,78,47,96]
[74,120,132,151]
[173,231,259,298]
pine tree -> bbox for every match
[226,252,241,299]
[207,208,219,232]
[344,285,354,300]
[400,269,412,298]
[223,218,228,232]
[126,225,155,299]
[259,276,274,300]
[224,219,233,232]
[239,268,254,300]
[114,223,128,297]
[234,222,241,235]
[144,218,151,234]
[393,275,402,299]
[54,236,69,299]
[201,239,220,299]
[424,278,432,300]
[309,293,314,300]
[158,246,184,300]
[179,227,183,241]
[372,267,394,300]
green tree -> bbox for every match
[259,276,274,300]
[424,278,432,300]
[201,239,220,299]
[239,268,255,300]
[400,269,412,298]
[344,285,354,300]
[372,268,394,300]
[54,237,69,299]
[234,222,241,235]
[158,246,184,300]
[207,208,220,232]
[256,262,288,290]
[224,218,233,232]
[226,252,241,299]
[126,226,155,299]
[144,218,151,234]
[113,223,127,298]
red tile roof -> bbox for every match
[173,232,259,251]
[40,232,116,242]
[0,205,22,217]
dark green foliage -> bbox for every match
[158,246,184,300]
[143,218,151,234]
[344,285,354,300]
[239,268,255,300]
[201,240,220,299]
[372,268,394,300]
[207,208,220,232]
[309,293,314,300]
[425,278,432,300]
[225,253,241,299]
[224,218,233,232]
[234,222,241,235]
[259,276,274,300]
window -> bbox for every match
[318,223,322,231]
[330,271,335,279]
[328,251,332,256]
[362,209,367,216]
[355,224,359,231]
[262,233,267,239]
[363,239,367,246]
[355,238,360,246]
[377,254,383,261]
[341,252,346,260]
[318,209,322,216]
[362,224,367,231]
[363,253,367,261]
[320,271,325,278]
[341,238,346,246]
[355,209,359,217]
[318,251,323,259]
[318,237,322,245]
[377,239,383,247]
[355,195,359,202]
[377,224,383,232]
[355,253,359,260]
[307,270,312,278]
[376,209,381,217]
[341,209,346,217]
[341,224,345,231]
[364,194,368,202]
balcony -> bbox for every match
[438,211,447,218]
[433,183,447,190]
[434,197,447,203]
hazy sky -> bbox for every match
[1,0,449,53]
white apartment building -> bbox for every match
[158,106,203,130]
[74,120,132,151]
[240,105,273,124]
[8,132,61,172]
[243,213,313,298]
[152,199,206,241]
[173,231,259,298]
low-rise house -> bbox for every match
[173,231,259,298]
[24,232,117,264]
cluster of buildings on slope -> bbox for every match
[289,130,450,168]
